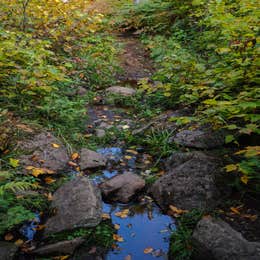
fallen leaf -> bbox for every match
[113,234,124,242]
[124,155,132,160]
[102,213,111,220]
[9,158,19,168]
[124,255,132,260]
[71,152,80,160]
[16,124,34,133]
[230,205,243,215]
[52,143,60,148]
[115,209,129,218]
[15,239,24,246]
[241,175,248,184]
[35,225,45,231]
[144,247,153,254]
[241,214,258,221]
[45,177,56,184]
[126,149,138,155]
[4,233,14,241]
[169,205,188,216]
[52,256,69,260]
[85,134,93,138]
[122,125,130,129]
[225,164,237,172]
[114,224,120,230]
[68,161,78,167]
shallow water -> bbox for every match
[103,203,175,260]
[94,146,175,259]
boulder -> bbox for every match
[44,176,102,236]
[150,154,222,211]
[33,238,84,256]
[100,172,145,203]
[106,86,136,96]
[192,216,260,260]
[165,151,208,170]
[18,132,69,172]
[173,128,225,149]
[0,242,18,260]
[79,148,107,170]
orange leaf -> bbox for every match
[4,233,14,241]
[113,234,124,242]
[169,205,188,216]
[144,247,153,254]
[71,152,80,160]
[45,177,56,184]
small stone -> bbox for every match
[76,86,87,96]
[0,242,18,260]
[100,172,145,203]
[95,129,106,138]
[106,86,136,96]
[33,238,84,255]
[79,148,107,170]
[192,217,260,260]
[44,176,102,236]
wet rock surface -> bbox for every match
[18,132,69,172]
[79,148,107,170]
[44,176,102,235]
[192,216,260,260]
[0,242,18,260]
[100,172,145,203]
[150,153,222,211]
[173,128,225,149]
[106,86,136,96]
[33,238,84,256]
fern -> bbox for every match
[0,181,38,196]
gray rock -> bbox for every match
[106,86,136,96]
[192,217,260,260]
[165,151,208,170]
[150,154,222,211]
[79,148,107,170]
[100,172,145,203]
[33,238,84,255]
[0,242,17,260]
[96,129,106,138]
[44,176,102,235]
[18,132,69,172]
[173,128,225,149]
[76,86,87,96]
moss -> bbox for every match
[47,221,114,250]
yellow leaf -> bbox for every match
[52,143,60,148]
[115,209,129,218]
[113,234,124,242]
[230,206,241,215]
[52,256,70,260]
[144,247,153,254]
[9,158,19,168]
[114,224,120,230]
[241,175,248,184]
[225,164,237,172]
[71,152,79,160]
[102,213,111,220]
[124,155,132,160]
[15,239,24,246]
[126,149,138,155]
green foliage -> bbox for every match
[121,0,259,192]
[0,205,35,234]
[49,222,114,249]
[169,210,203,260]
